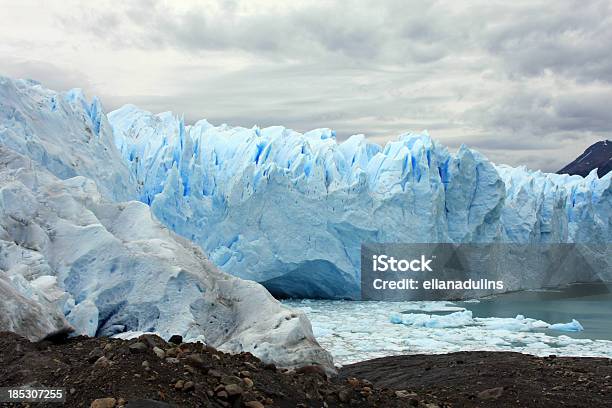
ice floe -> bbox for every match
[285,299,612,365]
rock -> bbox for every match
[138,334,166,349]
[183,381,195,392]
[117,398,126,407]
[90,397,117,408]
[141,361,149,368]
[478,386,504,400]
[165,348,178,358]
[242,377,254,389]
[238,370,251,378]
[216,390,228,399]
[128,342,147,354]
[221,375,242,385]
[152,347,165,359]
[174,380,184,390]
[395,390,418,398]
[125,400,172,408]
[87,348,105,363]
[165,357,180,364]
[93,356,111,370]
[263,363,276,371]
[295,365,327,376]
[338,389,351,402]
[186,354,209,370]
[168,335,183,345]
[224,384,243,397]
[244,402,264,408]
[347,377,359,387]
[208,369,222,378]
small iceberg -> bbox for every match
[549,319,584,332]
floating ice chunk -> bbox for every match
[424,310,474,328]
[477,315,550,332]
[549,319,584,332]
[390,313,403,324]
[394,310,474,328]
[285,299,612,365]
[410,302,465,312]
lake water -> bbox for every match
[283,283,612,366]
[457,283,612,341]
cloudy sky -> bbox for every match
[1,0,611,171]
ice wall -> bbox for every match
[0,77,137,201]
[109,105,611,299]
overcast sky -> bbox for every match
[1,0,611,171]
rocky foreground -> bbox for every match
[341,351,612,407]
[0,332,442,408]
[1,332,611,407]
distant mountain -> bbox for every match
[558,140,612,178]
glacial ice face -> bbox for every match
[0,77,137,201]
[109,105,611,299]
[0,146,333,370]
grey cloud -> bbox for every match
[0,60,92,92]
[481,0,612,81]
[61,0,612,87]
[466,85,612,137]
[59,0,461,65]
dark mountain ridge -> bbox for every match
[558,140,612,177]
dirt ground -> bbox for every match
[340,351,612,407]
[1,332,611,407]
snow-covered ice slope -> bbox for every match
[0,77,137,201]
[0,145,333,370]
[109,106,611,299]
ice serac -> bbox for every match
[0,146,333,371]
[108,105,612,299]
[0,77,137,201]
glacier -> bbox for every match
[108,105,612,299]
[0,146,333,370]
[0,77,137,202]
[0,77,333,371]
